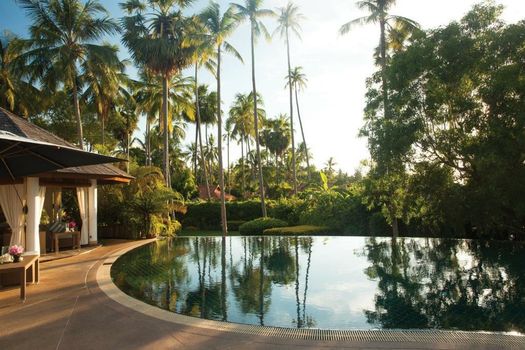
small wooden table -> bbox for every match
[0,255,39,301]
[52,231,81,254]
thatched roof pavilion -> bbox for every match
[0,107,132,254]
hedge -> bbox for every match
[263,225,331,235]
[180,200,301,230]
[239,217,289,235]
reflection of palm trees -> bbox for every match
[221,236,227,321]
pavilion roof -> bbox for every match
[0,107,132,185]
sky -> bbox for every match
[1,0,524,173]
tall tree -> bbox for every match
[232,0,274,217]
[121,0,195,185]
[339,0,419,121]
[188,18,217,200]
[0,31,41,116]
[275,2,304,195]
[135,71,194,170]
[200,1,243,235]
[228,92,265,197]
[19,0,120,149]
[82,44,129,146]
[339,0,419,237]
[286,66,310,181]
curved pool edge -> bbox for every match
[96,239,525,347]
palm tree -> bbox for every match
[0,31,41,116]
[187,17,217,200]
[261,114,291,184]
[339,1,419,238]
[286,66,311,181]
[228,92,265,197]
[223,120,233,191]
[274,2,304,196]
[121,0,195,185]
[200,1,243,235]
[232,0,274,217]
[135,71,194,170]
[339,0,419,120]
[19,0,120,149]
[82,43,129,146]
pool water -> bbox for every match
[111,236,525,332]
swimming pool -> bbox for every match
[111,236,525,332]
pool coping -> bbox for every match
[96,239,525,347]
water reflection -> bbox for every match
[111,236,525,332]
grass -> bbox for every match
[263,225,331,235]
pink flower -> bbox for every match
[8,245,24,256]
[69,221,77,229]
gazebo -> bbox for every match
[0,107,132,255]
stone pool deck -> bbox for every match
[1,239,524,350]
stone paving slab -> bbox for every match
[1,239,524,350]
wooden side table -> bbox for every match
[0,255,39,301]
[52,231,81,254]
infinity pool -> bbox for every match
[111,236,525,332]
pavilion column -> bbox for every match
[26,177,41,255]
[88,179,98,245]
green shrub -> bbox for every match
[263,225,330,235]
[239,217,288,235]
[268,198,304,225]
[227,220,246,231]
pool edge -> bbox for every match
[96,239,525,346]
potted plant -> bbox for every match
[8,245,24,263]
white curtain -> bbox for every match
[0,183,26,247]
[37,185,46,230]
[77,187,89,245]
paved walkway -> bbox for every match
[0,239,523,350]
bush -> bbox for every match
[239,217,288,235]
[227,220,246,231]
[263,225,330,235]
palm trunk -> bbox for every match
[286,27,298,195]
[162,75,170,187]
[126,115,130,174]
[217,46,228,236]
[295,86,311,182]
[250,22,267,217]
[227,132,230,194]
[72,77,84,149]
[101,114,105,147]
[194,126,198,177]
[380,17,389,120]
[195,65,211,200]
[241,137,245,197]
[146,117,151,166]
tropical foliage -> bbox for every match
[1,1,524,241]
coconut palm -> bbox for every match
[0,31,41,116]
[19,0,120,149]
[261,114,291,183]
[286,66,310,180]
[274,2,304,195]
[223,121,233,193]
[121,0,195,185]
[339,0,419,120]
[135,70,194,170]
[82,43,129,146]
[227,92,265,197]
[200,1,243,235]
[232,0,274,217]
[187,17,217,200]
